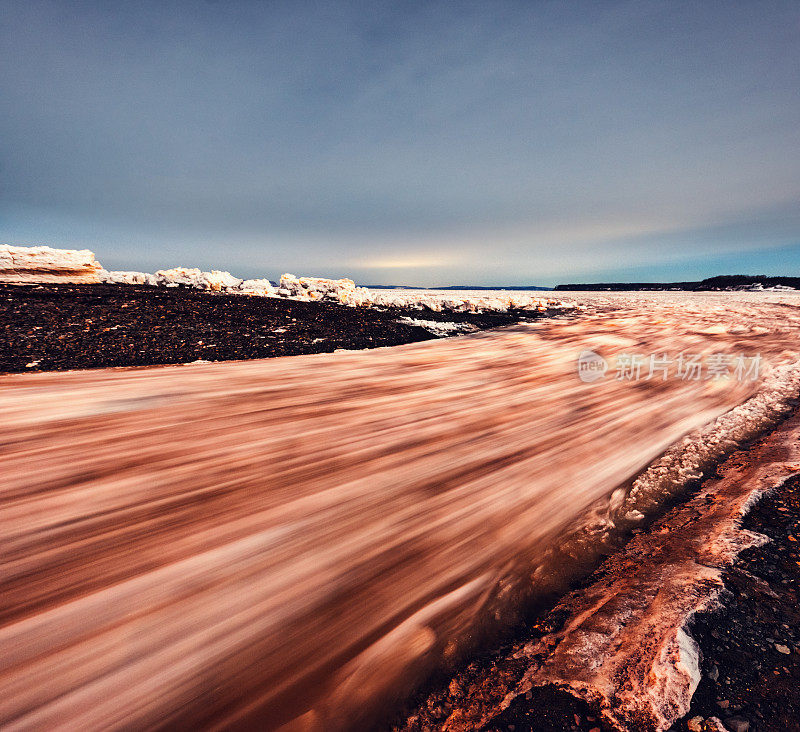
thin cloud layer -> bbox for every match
[1,1,799,284]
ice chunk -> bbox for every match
[0,244,103,284]
[154,268,242,291]
[99,270,158,286]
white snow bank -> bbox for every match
[101,267,244,291]
[100,269,279,297]
[261,275,570,314]
[97,262,572,314]
[0,244,103,284]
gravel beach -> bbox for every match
[0,283,541,373]
[680,472,800,732]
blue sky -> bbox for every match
[1,1,799,285]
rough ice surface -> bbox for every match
[152,267,243,291]
[0,244,103,283]
[396,317,479,336]
[370,288,562,313]
[99,270,158,286]
[278,273,373,305]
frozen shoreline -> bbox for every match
[0,244,576,314]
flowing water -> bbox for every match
[2,292,800,730]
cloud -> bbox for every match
[355,254,456,269]
[1,1,798,284]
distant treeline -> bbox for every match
[554,275,800,291]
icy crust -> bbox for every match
[396,317,479,336]
[100,267,252,292]
[610,362,800,528]
[99,267,573,313]
[369,289,555,313]
[0,244,102,283]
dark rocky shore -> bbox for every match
[0,283,540,373]
[680,473,800,732]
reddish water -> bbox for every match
[2,293,800,730]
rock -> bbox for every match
[707,664,720,681]
[724,717,749,732]
[775,643,791,654]
[687,716,705,732]
[716,699,729,709]
[0,244,103,284]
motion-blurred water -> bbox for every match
[2,292,800,730]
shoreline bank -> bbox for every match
[0,283,557,374]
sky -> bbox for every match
[1,1,799,286]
